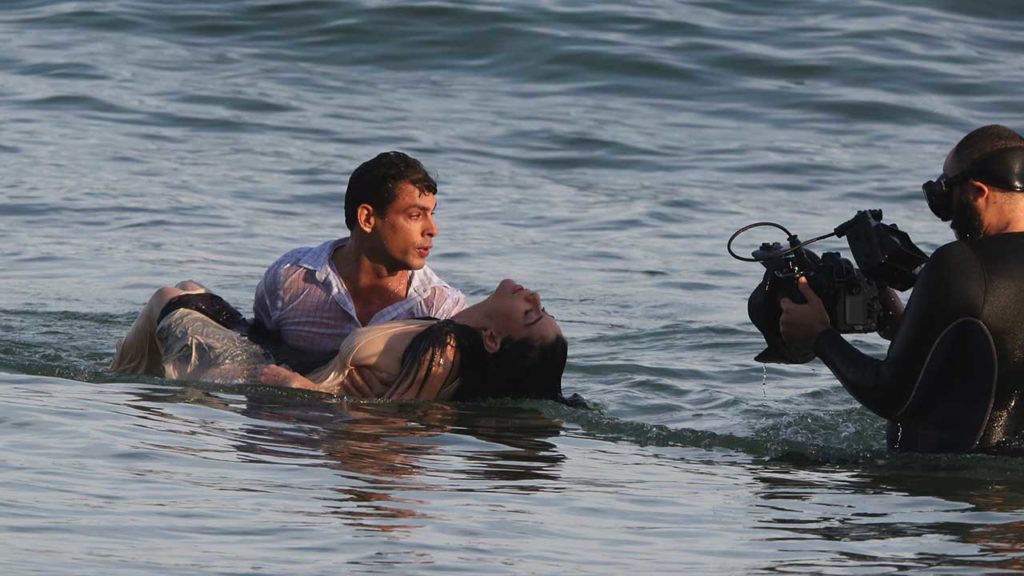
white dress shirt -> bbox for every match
[254,238,468,354]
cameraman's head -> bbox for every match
[923,125,1024,241]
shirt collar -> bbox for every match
[408,265,439,298]
[297,237,348,283]
[296,236,437,293]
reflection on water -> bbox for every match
[124,383,567,534]
[749,456,1024,573]
[8,374,1024,574]
[122,379,1024,573]
[858,457,1024,572]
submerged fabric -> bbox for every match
[157,292,249,332]
[156,309,269,383]
[815,232,1024,450]
[252,237,468,355]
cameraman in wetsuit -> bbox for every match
[779,125,1024,453]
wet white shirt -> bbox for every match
[253,238,468,354]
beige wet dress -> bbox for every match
[303,319,461,400]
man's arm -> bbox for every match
[253,256,287,330]
[785,242,984,419]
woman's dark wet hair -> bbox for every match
[395,320,571,404]
[344,151,438,231]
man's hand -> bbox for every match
[779,276,831,351]
[876,285,904,341]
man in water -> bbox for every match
[253,151,467,369]
[779,125,1024,452]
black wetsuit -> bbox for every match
[814,232,1024,452]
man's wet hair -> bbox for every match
[344,151,438,231]
[952,125,1024,170]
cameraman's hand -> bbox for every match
[779,276,830,351]
[876,286,904,341]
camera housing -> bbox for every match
[836,210,927,291]
[740,210,929,364]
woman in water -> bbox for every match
[112,279,570,403]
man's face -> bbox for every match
[940,151,986,242]
[950,182,984,242]
[367,181,438,271]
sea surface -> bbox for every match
[3,1,1024,574]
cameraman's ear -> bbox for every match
[966,179,991,202]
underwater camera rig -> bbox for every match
[728,210,930,364]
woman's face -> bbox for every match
[482,279,562,343]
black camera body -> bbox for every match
[748,241,883,364]
[837,210,925,292]
[744,210,929,364]
[755,242,883,331]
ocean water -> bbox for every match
[4,1,1024,573]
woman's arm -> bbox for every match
[384,338,460,400]
[260,362,397,398]
[259,364,333,393]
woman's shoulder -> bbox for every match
[342,319,439,363]
[356,318,438,337]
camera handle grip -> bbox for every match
[774,271,809,305]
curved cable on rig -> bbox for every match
[727,222,838,262]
